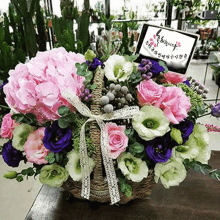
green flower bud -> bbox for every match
[84,49,96,62]
[3,171,18,179]
[170,127,183,145]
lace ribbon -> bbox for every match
[62,91,140,204]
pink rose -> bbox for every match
[0,113,19,139]
[24,128,50,164]
[154,87,191,124]
[137,79,164,106]
[163,71,187,84]
[106,123,128,159]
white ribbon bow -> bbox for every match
[62,90,139,204]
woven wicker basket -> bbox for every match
[62,67,157,204]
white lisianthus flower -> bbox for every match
[172,136,200,161]
[104,55,133,82]
[65,150,95,181]
[154,157,187,189]
[174,123,210,164]
[12,124,35,151]
[117,152,148,182]
[132,105,170,141]
[192,123,210,164]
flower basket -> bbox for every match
[62,67,157,204]
[1,48,220,206]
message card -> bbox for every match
[135,24,199,74]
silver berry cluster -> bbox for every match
[187,76,209,99]
[100,83,134,113]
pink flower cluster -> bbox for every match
[106,123,128,159]
[4,48,85,123]
[0,113,19,139]
[137,79,191,124]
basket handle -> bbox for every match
[90,67,105,182]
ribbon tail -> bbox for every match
[80,118,94,200]
[97,119,120,205]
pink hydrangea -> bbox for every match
[137,79,165,106]
[154,87,191,124]
[0,113,19,139]
[3,47,85,123]
[24,128,50,164]
[163,71,187,84]
[106,123,128,159]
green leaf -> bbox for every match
[11,114,24,123]
[85,71,93,82]
[16,175,24,182]
[90,84,97,90]
[48,157,56,164]
[58,106,70,116]
[209,170,220,180]
[129,142,144,155]
[130,73,136,79]
[81,62,88,70]
[27,167,35,176]
[58,117,69,129]
[75,63,80,68]
[125,128,134,137]
[55,153,60,162]
[21,169,27,175]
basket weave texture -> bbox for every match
[62,67,157,204]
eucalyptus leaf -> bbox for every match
[90,84,97,90]
[58,117,69,129]
[75,63,80,68]
[16,175,24,182]
[58,106,70,116]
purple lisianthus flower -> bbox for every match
[150,60,165,77]
[86,57,102,71]
[145,133,173,163]
[173,119,194,144]
[2,142,23,167]
[183,79,190,86]
[43,121,72,153]
[211,103,220,118]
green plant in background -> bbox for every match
[100,14,115,31]
[11,0,39,58]
[76,0,91,53]
[207,0,220,10]
[119,22,131,55]
[0,11,26,81]
[207,37,220,51]
[52,16,76,52]
[60,0,79,20]
[36,1,47,51]
[127,10,140,31]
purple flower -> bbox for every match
[145,133,173,163]
[43,121,72,153]
[139,60,165,78]
[183,80,190,86]
[173,119,194,144]
[86,57,102,71]
[211,103,220,118]
[0,80,8,91]
[2,142,23,167]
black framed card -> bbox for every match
[135,24,199,74]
